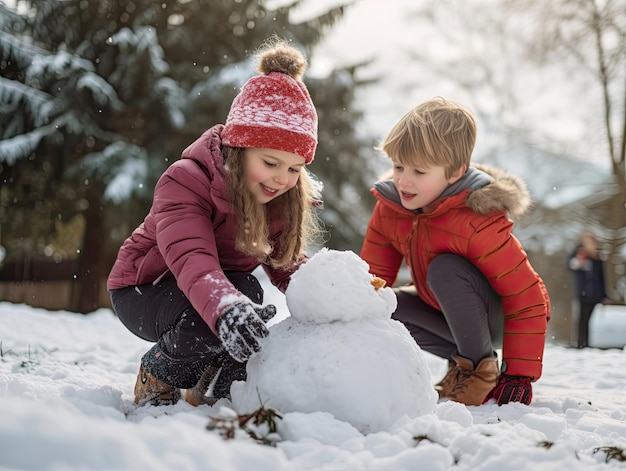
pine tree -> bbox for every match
[308,65,380,250]
[0,0,379,312]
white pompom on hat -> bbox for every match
[221,40,318,164]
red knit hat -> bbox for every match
[222,42,318,164]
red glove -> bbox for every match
[484,375,532,405]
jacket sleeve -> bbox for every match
[468,215,550,381]
[360,201,404,287]
[153,161,243,334]
[567,246,584,271]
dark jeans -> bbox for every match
[577,301,597,348]
[393,254,503,367]
[110,272,263,391]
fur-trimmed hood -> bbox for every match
[468,164,531,217]
[374,163,531,218]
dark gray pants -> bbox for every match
[577,300,597,348]
[109,272,263,391]
[393,254,503,366]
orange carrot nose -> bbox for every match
[370,277,386,291]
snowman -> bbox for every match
[231,248,438,434]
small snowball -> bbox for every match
[286,248,397,324]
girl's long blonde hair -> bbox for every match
[224,146,323,269]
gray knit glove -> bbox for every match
[216,301,277,362]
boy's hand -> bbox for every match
[484,375,532,405]
[217,301,277,362]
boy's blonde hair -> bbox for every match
[382,97,476,178]
[224,146,323,269]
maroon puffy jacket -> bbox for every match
[107,125,301,333]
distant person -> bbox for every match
[107,38,323,407]
[360,97,551,406]
[567,231,609,348]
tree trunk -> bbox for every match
[73,194,104,314]
[607,191,625,299]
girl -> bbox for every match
[107,38,322,407]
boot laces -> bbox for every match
[449,368,473,397]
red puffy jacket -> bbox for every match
[107,125,302,333]
[361,165,550,380]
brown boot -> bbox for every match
[134,365,180,406]
[444,355,499,406]
[434,361,458,398]
[183,366,221,407]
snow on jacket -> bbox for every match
[107,125,303,334]
[360,165,550,381]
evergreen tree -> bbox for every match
[0,0,378,312]
[308,65,380,250]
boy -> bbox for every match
[360,97,550,406]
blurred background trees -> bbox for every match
[1,0,625,349]
[507,0,626,343]
[389,0,625,344]
[0,0,379,312]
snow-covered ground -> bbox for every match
[1,268,626,470]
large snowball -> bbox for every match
[232,249,437,434]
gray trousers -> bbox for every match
[393,254,503,366]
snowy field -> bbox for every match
[1,251,626,471]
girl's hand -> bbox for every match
[216,301,277,362]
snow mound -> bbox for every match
[232,249,437,434]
